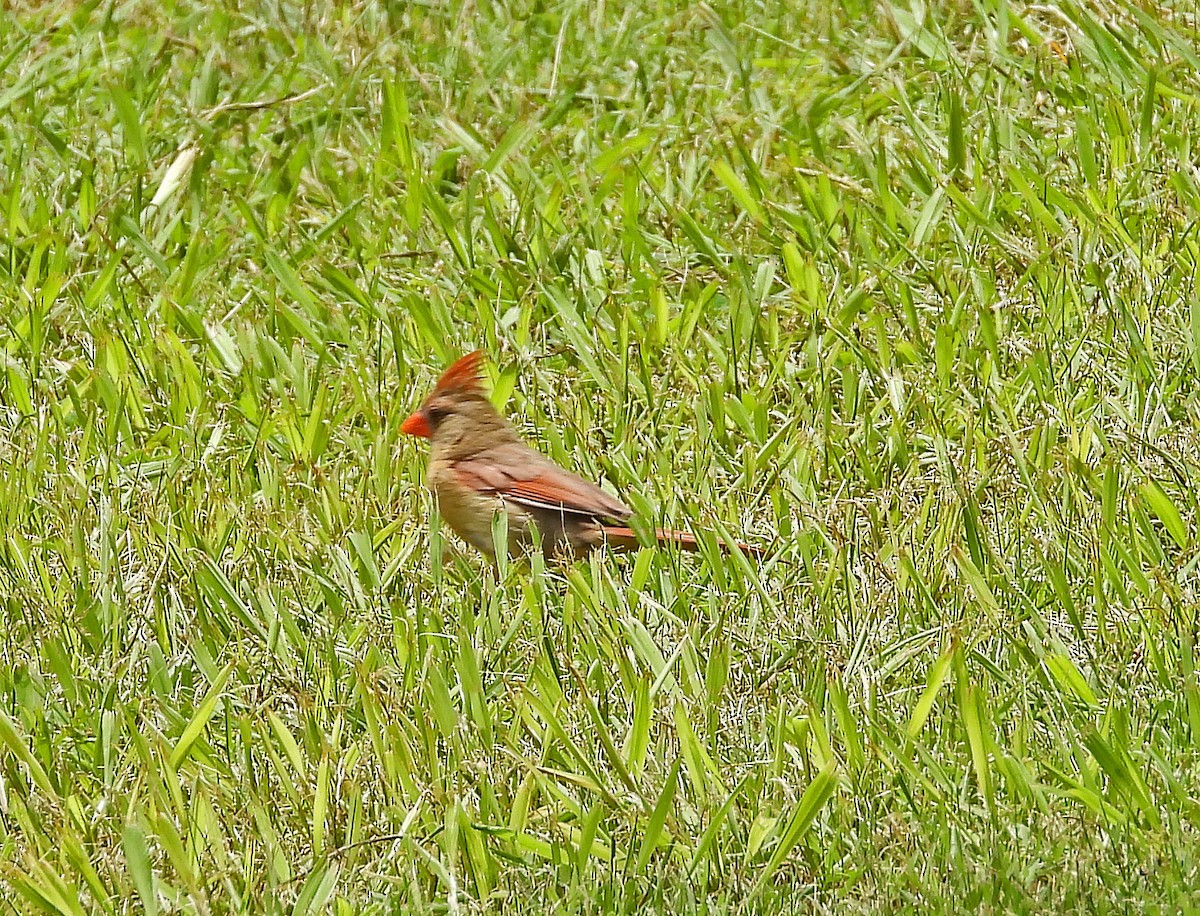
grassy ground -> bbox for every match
[2,0,1200,911]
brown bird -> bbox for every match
[400,351,763,561]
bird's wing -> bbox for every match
[452,445,631,522]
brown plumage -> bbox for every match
[400,351,763,561]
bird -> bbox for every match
[399,350,763,561]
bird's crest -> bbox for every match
[434,350,486,395]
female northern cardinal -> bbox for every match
[400,351,762,560]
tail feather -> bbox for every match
[601,525,765,558]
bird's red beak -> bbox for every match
[400,410,433,438]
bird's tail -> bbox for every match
[601,525,765,558]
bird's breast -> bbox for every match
[429,461,530,557]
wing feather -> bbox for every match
[452,448,631,522]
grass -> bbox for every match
[2,0,1200,911]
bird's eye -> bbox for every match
[425,405,447,423]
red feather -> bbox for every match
[434,350,486,395]
[452,461,631,520]
[503,477,614,516]
[601,525,765,557]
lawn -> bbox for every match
[2,0,1200,911]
